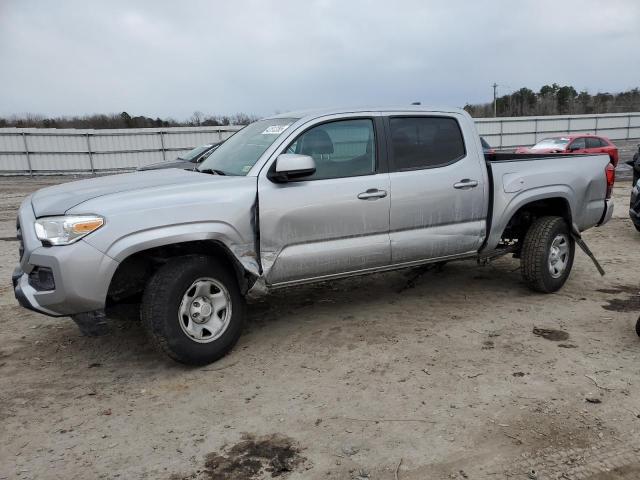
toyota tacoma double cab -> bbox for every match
[12,106,615,365]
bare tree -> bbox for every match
[190,111,204,126]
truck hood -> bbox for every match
[31,169,217,217]
[137,159,196,171]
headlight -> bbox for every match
[34,215,104,245]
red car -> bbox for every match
[515,134,618,165]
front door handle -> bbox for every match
[453,179,479,189]
[358,188,387,200]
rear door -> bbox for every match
[385,114,487,264]
[585,137,604,154]
[258,115,391,285]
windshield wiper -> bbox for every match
[199,168,227,176]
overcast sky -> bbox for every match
[1,0,639,119]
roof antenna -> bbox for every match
[411,101,421,105]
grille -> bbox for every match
[16,219,24,261]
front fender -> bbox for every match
[86,221,260,277]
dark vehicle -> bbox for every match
[480,137,495,154]
[626,144,640,185]
[628,144,640,232]
[631,180,640,232]
[138,142,222,171]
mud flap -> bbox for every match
[571,231,605,276]
[72,310,111,336]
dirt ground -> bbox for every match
[1,175,639,480]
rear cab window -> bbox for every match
[388,116,466,171]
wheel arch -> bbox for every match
[106,237,259,305]
[483,188,575,252]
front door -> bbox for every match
[258,117,391,285]
[386,115,487,264]
[568,137,587,153]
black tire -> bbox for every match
[634,222,640,233]
[636,317,640,337]
[141,255,245,365]
[520,216,575,293]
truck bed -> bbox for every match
[482,152,612,252]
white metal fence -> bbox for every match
[475,112,640,149]
[1,112,639,174]
[0,126,242,175]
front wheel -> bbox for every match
[520,216,575,293]
[141,255,245,365]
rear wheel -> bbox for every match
[520,216,575,293]
[141,255,244,365]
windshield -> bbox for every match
[198,118,297,175]
[179,144,212,162]
[531,137,570,150]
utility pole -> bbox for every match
[492,83,498,117]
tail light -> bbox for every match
[605,163,615,199]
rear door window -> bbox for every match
[586,137,602,149]
[389,117,466,171]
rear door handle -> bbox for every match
[453,179,479,189]
[358,188,387,200]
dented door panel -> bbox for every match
[258,173,391,285]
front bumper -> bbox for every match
[12,199,119,317]
[12,265,62,316]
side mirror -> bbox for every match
[268,154,316,182]
[568,145,581,152]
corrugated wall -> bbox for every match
[0,126,241,174]
[475,112,640,149]
[1,113,639,174]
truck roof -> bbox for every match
[267,105,468,121]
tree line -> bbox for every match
[3,86,639,128]
[0,111,259,129]
[465,85,640,118]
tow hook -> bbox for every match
[571,230,605,276]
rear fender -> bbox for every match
[484,185,575,252]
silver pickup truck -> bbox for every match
[12,106,615,365]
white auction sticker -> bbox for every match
[261,124,290,135]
